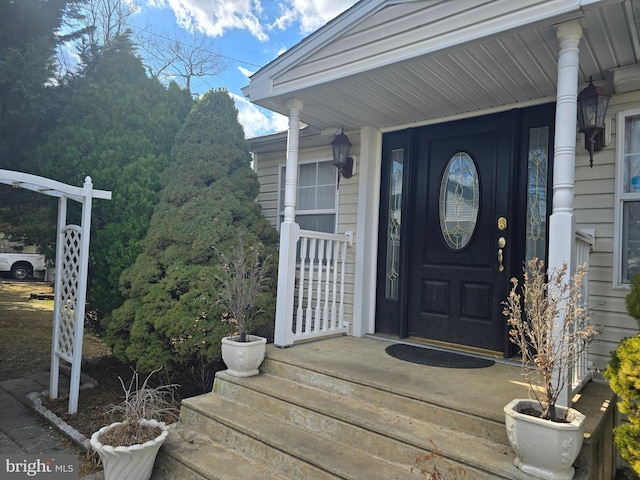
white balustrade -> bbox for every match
[282,229,351,344]
[570,230,594,396]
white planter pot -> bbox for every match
[504,399,586,480]
[221,335,267,377]
[90,419,169,480]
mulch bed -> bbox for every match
[42,355,220,439]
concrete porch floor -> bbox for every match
[268,336,609,423]
[266,335,616,478]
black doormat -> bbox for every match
[385,344,495,369]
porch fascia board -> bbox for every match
[245,0,386,101]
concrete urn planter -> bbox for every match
[90,419,169,480]
[504,399,586,480]
[221,334,267,377]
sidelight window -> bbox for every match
[385,149,404,300]
[525,127,549,263]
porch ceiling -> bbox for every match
[245,0,640,132]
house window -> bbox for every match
[279,160,337,233]
[616,110,640,285]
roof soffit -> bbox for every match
[247,0,640,131]
[248,0,588,102]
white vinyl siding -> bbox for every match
[253,140,359,330]
[575,90,640,371]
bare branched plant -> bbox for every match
[503,258,598,421]
[411,441,467,479]
[217,235,271,342]
[98,368,179,447]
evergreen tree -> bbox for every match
[106,89,278,376]
[0,0,75,170]
[605,275,640,475]
[0,0,83,241]
[26,46,194,314]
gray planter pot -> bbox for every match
[221,334,267,377]
[90,419,169,480]
[504,399,586,480]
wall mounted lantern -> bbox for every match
[577,76,610,168]
[331,128,354,188]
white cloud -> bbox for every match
[149,0,269,40]
[145,0,355,41]
[274,0,354,34]
[238,66,255,79]
[233,94,288,138]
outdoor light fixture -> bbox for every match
[577,76,610,168]
[331,128,354,188]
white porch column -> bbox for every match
[550,21,582,408]
[274,98,303,347]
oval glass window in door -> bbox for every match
[439,152,479,250]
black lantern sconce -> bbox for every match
[331,128,354,188]
[577,76,610,168]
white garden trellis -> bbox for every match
[0,170,111,414]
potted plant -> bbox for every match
[218,235,271,377]
[502,258,598,480]
[90,369,178,480]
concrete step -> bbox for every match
[261,355,509,445]
[153,427,285,480]
[153,337,614,480]
[207,370,529,480]
[180,393,417,480]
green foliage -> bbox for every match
[106,89,278,376]
[0,0,81,238]
[626,274,640,329]
[605,335,640,474]
[0,0,74,170]
[25,48,194,314]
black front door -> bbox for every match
[375,105,555,355]
[406,113,514,353]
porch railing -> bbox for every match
[570,229,595,396]
[275,228,353,346]
[290,229,352,343]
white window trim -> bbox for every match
[277,158,339,233]
[613,107,640,288]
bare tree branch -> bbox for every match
[138,28,227,91]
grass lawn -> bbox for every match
[0,278,108,382]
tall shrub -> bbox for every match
[26,47,194,315]
[605,274,640,474]
[105,89,278,377]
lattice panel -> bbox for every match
[56,226,81,358]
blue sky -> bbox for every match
[128,0,358,138]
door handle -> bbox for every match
[497,237,506,272]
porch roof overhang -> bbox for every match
[244,0,640,132]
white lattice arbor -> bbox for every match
[0,170,111,414]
